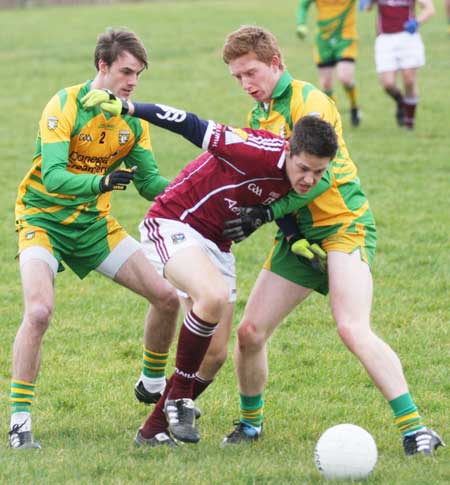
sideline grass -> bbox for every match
[0,1,448,483]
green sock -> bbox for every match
[10,379,35,414]
[142,347,168,379]
[240,393,264,428]
[389,392,424,435]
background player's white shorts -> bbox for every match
[375,32,425,73]
[139,217,237,303]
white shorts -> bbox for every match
[375,32,425,73]
[139,217,237,303]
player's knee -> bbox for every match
[199,284,229,319]
[336,320,370,352]
[237,321,264,351]
[25,302,52,332]
[155,285,180,314]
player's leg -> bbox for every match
[10,249,58,449]
[375,34,405,126]
[400,68,419,130]
[193,302,234,399]
[112,247,180,403]
[337,59,360,126]
[222,269,312,446]
[318,65,335,101]
[328,250,444,455]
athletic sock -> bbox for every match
[344,83,358,109]
[389,392,425,436]
[141,375,174,438]
[240,393,264,429]
[169,310,218,400]
[10,379,35,431]
[192,374,213,400]
[140,347,169,392]
[403,97,418,130]
[385,86,403,104]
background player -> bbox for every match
[81,88,339,447]
[362,0,435,129]
[9,29,179,449]
[296,0,362,126]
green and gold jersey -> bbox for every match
[248,71,374,241]
[297,0,357,40]
[16,81,169,229]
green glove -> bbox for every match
[296,24,308,40]
[81,89,129,116]
[291,238,327,273]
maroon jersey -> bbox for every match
[148,122,291,251]
[377,0,416,34]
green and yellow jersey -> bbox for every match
[16,81,169,230]
[248,71,375,266]
[297,0,357,41]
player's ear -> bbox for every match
[271,54,281,69]
[98,59,109,74]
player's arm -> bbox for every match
[125,121,170,200]
[296,0,313,38]
[417,0,435,24]
[81,89,210,149]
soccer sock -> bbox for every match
[168,310,218,400]
[10,379,35,431]
[344,83,358,109]
[403,97,418,129]
[240,393,264,429]
[140,346,169,393]
[390,392,425,436]
[141,375,175,438]
[192,374,213,400]
[385,86,403,104]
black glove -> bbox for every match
[223,205,274,243]
[99,166,137,193]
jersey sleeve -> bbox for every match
[297,0,313,25]
[270,169,332,218]
[125,120,170,200]
[204,122,287,171]
[40,91,102,196]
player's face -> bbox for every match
[228,52,282,103]
[285,150,331,194]
[98,51,146,99]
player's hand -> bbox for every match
[222,205,274,243]
[290,237,327,273]
[296,24,308,40]
[81,89,129,116]
[99,166,137,192]
[403,19,419,34]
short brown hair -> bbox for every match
[290,116,338,159]
[94,28,148,71]
[222,25,284,70]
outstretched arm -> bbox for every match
[81,89,210,149]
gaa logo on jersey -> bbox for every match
[47,116,58,130]
[279,125,287,138]
[118,130,130,145]
[171,233,186,244]
[25,231,35,240]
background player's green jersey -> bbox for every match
[16,81,169,230]
[248,71,375,255]
[297,0,358,41]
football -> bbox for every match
[314,424,378,480]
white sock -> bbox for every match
[10,412,31,432]
[138,374,166,394]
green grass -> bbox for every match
[1,0,449,483]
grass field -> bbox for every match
[0,0,449,483]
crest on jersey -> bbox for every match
[279,125,287,138]
[25,231,35,240]
[118,130,130,145]
[47,116,58,130]
[171,233,186,244]
[224,128,248,145]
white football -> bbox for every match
[314,424,378,480]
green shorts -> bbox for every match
[314,36,357,67]
[16,215,129,279]
[263,223,376,295]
